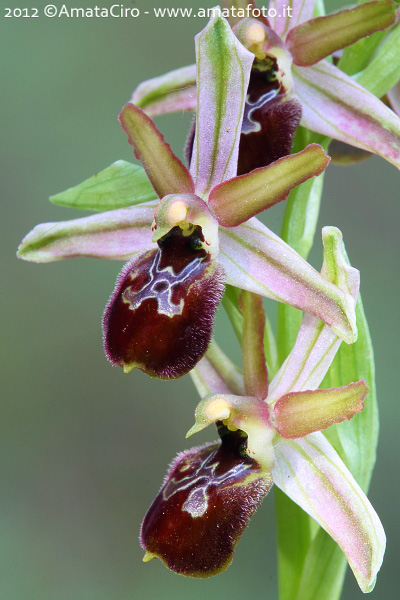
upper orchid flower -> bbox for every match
[132,0,400,170]
[140,227,385,593]
[18,11,357,379]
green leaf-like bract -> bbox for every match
[49,160,157,211]
[322,295,378,493]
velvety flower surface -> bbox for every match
[103,225,225,378]
[132,0,400,170]
[18,11,358,379]
[140,228,385,593]
[141,426,272,577]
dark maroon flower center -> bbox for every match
[237,58,302,175]
[140,425,272,577]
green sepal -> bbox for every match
[49,160,157,211]
[322,293,378,492]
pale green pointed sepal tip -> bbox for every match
[185,419,213,439]
[185,425,197,439]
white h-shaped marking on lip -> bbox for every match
[163,450,251,518]
[242,89,279,135]
[123,250,204,318]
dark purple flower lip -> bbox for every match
[140,424,272,577]
[234,21,302,175]
[103,225,225,379]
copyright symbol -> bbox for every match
[44,4,57,17]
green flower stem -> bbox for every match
[276,488,315,600]
[277,127,330,365]
[292,529,348,600]
[275,126,336,600]
[338,29,386,76]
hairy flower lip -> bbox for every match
[102,224,226,379]
[140,433,273,578]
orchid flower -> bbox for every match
[17,12,358,379]
[139,227,385,593]
[131,0,400,170]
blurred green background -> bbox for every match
[1,1,399,598]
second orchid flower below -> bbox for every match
[140,227,385,594]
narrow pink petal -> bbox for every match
[269,313,342,401]
[119,104,195,198]
[287,1,397,67]
[273,380,368,439]
[131,65,197,117]
[269,0,316,38]
[191,343,245,398]
[192,357,238,397]
[273,432,386,592]
[218,220,357,344]
[294,60,400,169]
[17,201,157,262]
[209,144,329,226]
[268,227,359,403]
[138,87,197,118]
[190,11,254,195]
